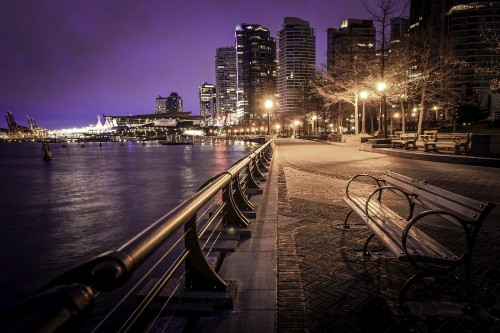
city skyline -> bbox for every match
[0,0,367,129]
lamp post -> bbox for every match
[360,91,368,134]
[293,120,300,138]
[377,82,387,138]
[264,100,273,135]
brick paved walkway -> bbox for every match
[275,139,500,333]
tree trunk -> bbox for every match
[354,94,359,135]
[400,100,406,134]
[417,89,426,135]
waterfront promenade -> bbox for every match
[192,138,500,332]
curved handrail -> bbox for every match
[345,173,384,200]
[401,209,470,267]
[365,186,413,222]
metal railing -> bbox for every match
[1,140,274,333]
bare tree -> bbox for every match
[315,54,376,136]
[363,0,408,137]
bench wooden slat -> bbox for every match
[345,196,461,264]
[383,171,488,222]
[343,170,495,308]
[347,196,407,259]
[362,198,460,262]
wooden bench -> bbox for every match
[342,170,494,310]
[423,132,472,154]
[391,132,418,150]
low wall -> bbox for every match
[471,134,500,157]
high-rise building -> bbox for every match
[445,0,500,118]
[278,17,316,116]
[215,47,237,125]
[408,0,444,71]
[390,17,410,46]
[409,0,499,120]
[327,19,375,72]
[166,92,183,113]
[199,82,217,125]
[155,95,168,114]
[235,24,277,124]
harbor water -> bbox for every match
[0,140,255,313]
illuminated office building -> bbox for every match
[199,82,217,125]
[327,19,375,72]
[446,1,500,118]
[155,95,168,114]
[410,0,499,119]
[278,17,316,116]
[235,24,277,124]
[215,47,237,125]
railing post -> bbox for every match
[231,173,256,219]
[250,158,265,181]
[244,160,262,194]
[222,176,251,228]
[184,215,228,291]
[257,153,269,172]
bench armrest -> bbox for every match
[402,210,469,265]
[346,173,383,199]
[365,186,413,221]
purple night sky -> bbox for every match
[1,0,368,130]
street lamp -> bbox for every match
[360,91,368,134]
[293,120,300,138]
[264,100,273,135]
[377,82,387,138]
[312,115,317,135]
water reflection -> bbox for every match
[0,141,253,312]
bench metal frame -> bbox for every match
[343,170,494,312]
[423,132,472,154]
[391,132,418,150]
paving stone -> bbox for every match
[275,139,500,333]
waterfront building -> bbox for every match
[327,18,375,72]
[155,95,168,114]
[103,112,200,128]
[215,47,237,125]
[199,82,217,125]
[165,92,183,113]
[235,23,277,124]
[278,17,316,116]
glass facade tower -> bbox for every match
[235,24,277,125]
[215,47,237,125]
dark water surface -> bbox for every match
[0,140,254,312]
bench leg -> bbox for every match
[363,233,375,257]
[344,210,354,229]
[464,253,476,313]
[398,267,463,311]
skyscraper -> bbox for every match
[215,47,237,125]
[235,24,277,124]
[199,82,217,125]
[166,92,183,113]
[155,95,168,114]
[390,17,410,47]
[327,19,375,71]
[409,0,500,120]
[278,17,316,116]
[445,0,500,118]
